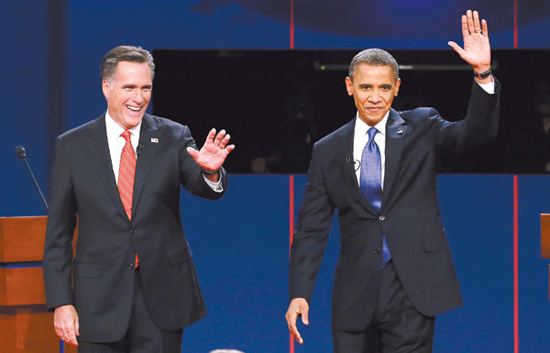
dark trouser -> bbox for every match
[333,261,435,353]
[79,271,183,353]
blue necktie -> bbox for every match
[360,127,391,268]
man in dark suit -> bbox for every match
[285,10,500,353]
[43,45,234,353]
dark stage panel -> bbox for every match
[153,49,550,174]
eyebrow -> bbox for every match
[122,84,152,89]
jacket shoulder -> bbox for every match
[57,115,104,143]
[314,119,354,148]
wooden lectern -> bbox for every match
[0,216,77,353]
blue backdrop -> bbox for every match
[2,1,550,352]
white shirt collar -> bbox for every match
[105,111,141,139]
[354,110,390,137]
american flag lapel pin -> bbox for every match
[151,137,159,143]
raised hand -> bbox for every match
[187,128,235,174]
[448,10,491,74]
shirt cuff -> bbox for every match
[203,173,224,193]
[476,80,495,94]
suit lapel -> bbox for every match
[382,109,408,209]
[131,114,160,220]
[337,119,379,214]
[84,115,128,221]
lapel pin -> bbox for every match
[397,130,404,135]
[151,138,159,143]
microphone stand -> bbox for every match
[15,146,49,211]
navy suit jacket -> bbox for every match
[289,79,501,331]
[43,113,227,342]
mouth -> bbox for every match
[366,107,384,112]
[126,105,142,112]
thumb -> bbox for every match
[447,41,464,56]
[186,147,199,161]
[75,317,80,336]
[301,305,309,325]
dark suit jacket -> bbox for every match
[43,113,227,342]
[289,80,501,331]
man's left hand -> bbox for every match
[448,9,491,75]
[187,128,235,178]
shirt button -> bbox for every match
[128,263,134,271]
[379,215,385,221]
[130,229,136,234]
[374,248,381,254]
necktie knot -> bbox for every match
[121,130,132,143]
[367,127,378,141]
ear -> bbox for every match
[345,77,354,96]
[394,78,402,97]
[102,79,111,100]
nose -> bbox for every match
[132,89,145,104]
[368,89,381,103]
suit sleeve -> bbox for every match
[177,125,227,199]
[289,144,335,303]
[43,137,77,311]
[431,77,501,155]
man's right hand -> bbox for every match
[285,298,310,344]
[54,304,80,347]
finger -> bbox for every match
[286,312,304,344]
[466,10,475,35]
[205,128,217,144]
[186,147,199,161]
[482,18,489,38]
[219,134,231,149]
[55,327,63,339]
[473,10,481,33]
[225,144,236,154]
[214,129,226,145]
[461,15,469,40]
[67,329,78,346]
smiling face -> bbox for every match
[345,64,401,126]
[102,61,152,130]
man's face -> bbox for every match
[345,64,401,126]
[102,61,152,130]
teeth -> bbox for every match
[127,105,141,111]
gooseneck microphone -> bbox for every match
[15,145,49,211]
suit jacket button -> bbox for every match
[374,248,381,254]
[378,215,385,221]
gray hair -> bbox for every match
[348,48,399,82]
[100,45,155,82]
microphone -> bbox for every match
[15,145,49,211]
[137,144,144,155]
[346,155,354,168]
[346,155,360,171]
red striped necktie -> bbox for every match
[118,130,138,267]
